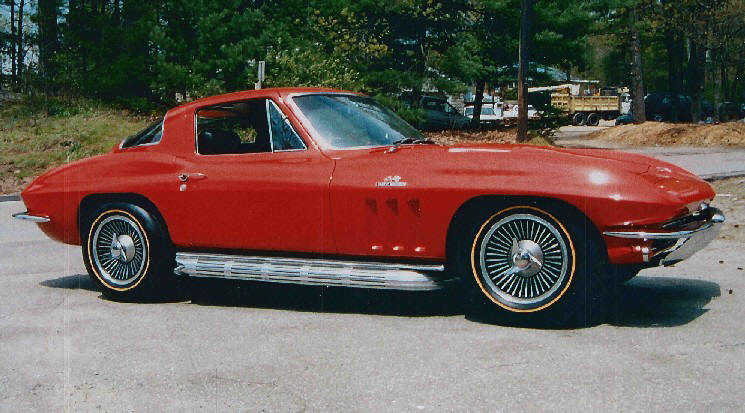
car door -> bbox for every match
[168,98,335,254]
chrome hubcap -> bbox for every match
[110,234,136,263]
[478,213,569,307]
[511,239,544,276]
[92,214,147,287]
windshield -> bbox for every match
[292,94,424,149]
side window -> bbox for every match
[423,99,440,111]
[267,101,306,151]
[196,99,271,155]
[121,119,163,148]
[195,99,306,155]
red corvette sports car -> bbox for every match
[14,88,724,322]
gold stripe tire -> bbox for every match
[81,202,173,301]
[455,201,609,326]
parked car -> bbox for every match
[401,94,471,131]
[718,102,744,121]
[502,103,538,120]
[644,93,692,122]
[14,88,724,324]
[615,112,634,125]
[464,103,503,127]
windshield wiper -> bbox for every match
[393,137,434,145]
[387,137,434,153]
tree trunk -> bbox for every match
[10,0,16,85]
[38,0,59,93]
[114,0,121,25]
[687,39,706,122]
[16,0,25,90]
[629,6,646,123]
[666,30,682,122]
[470,80,485,129]
[722,60,729,102]
[517,0,532,142]
[732,58,743,107]
[713,48,721,122]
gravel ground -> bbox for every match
[712,177,745,243]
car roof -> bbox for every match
[169,87,358,114]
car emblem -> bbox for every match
[376,175,407,187]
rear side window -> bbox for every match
[121,119,163,148]
[195,99,306,155]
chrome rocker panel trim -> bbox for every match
[12,212,51,223]
[604,207,725,266]
[174,252,454,291]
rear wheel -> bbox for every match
[82,203,175,301]
[456,202,609,326]
[587,113,600,126]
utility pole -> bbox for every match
[517,0,532,142]
[255,60,265,90]
[629,6,646,123]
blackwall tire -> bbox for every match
[81,203,175,301]
[587,113,600,126]
[572,113,585,126]
[456,202,609,327]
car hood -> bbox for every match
[330,142,713,206]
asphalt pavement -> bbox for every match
[2,198,745,412]
[556,125,745,180]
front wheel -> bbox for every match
[457,203,609,326]
[82,203,175,301]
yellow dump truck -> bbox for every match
[551,93,630,126]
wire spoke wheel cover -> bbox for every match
[472,207,575,312]
[88,211,150,290]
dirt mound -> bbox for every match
[423,129,551,146]
[587,121,745,146]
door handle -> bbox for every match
[178,172,207,182]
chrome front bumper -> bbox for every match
[12,212,50,223]
[604,207,725,266]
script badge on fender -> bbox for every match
[376,175,407,187]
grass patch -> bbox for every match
[0,96,153,193]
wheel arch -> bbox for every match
[445,195,608,265]
[78,193,171,242]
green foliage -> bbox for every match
[373,94,425,126]
[530,100,570,142]
[266,48,364,91]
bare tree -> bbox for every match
[16,0,25,89]
[10,0,16,84]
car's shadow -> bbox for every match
[186,278,465,317]
[39,274,99,292]
[41,274,720,328]
[606,276,721,328]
